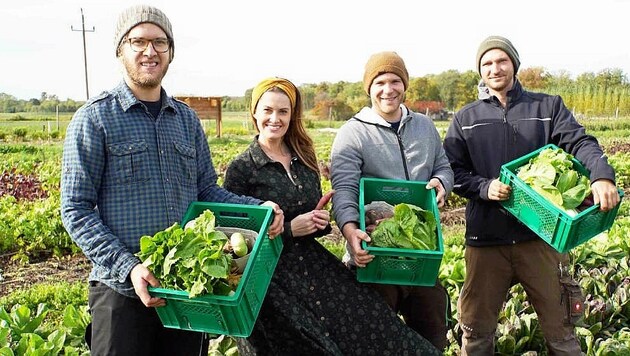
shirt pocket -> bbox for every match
[174,141,197,186]
[107,140,150,185]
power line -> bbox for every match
[71,8,95,100]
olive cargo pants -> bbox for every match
[458,239,581,355]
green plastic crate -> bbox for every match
[148,202,282,337]
[499,144,624,253]
[357,178,444,286]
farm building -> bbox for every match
[175,96,223,137]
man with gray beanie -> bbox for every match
[330,51,454,351]
[444,35,619,355]
[61,5,284,355]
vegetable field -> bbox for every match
[1,115,630,355]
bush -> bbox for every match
[30,130,48,141]
[445,193,467,209]
[12,127,28,140]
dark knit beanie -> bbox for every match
[114,5,174,60]
[363,51,409,95]
[476,36,520,75]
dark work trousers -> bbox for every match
[367,281,451,351]
[87,281,209,356]
[458,240,581,355]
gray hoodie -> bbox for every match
[330,105,454,262]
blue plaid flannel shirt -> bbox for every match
[60,82,261,298]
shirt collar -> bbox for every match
[250,136,296,170]
[250,137,274,169]
[114,81,177,114]
[478,78,523,102]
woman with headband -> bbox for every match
[223,77,440,355]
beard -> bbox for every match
[487,80,509,93]
[122,55,169,89]
[485,75,514,94]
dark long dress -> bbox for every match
[223,138,440,356]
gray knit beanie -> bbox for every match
[476,36,520,75]
[114,5,174,60]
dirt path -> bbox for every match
[0,253,91,297]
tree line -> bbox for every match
[0,92,84,114]
[2,67,628,119]
[227,67,630,120]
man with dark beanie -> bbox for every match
[444,35,620,355]
[60,5,284,355]
[330,51,454,351]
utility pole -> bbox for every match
[71,8,95,100]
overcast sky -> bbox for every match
[2,0,630,101]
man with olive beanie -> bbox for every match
[475,35,520,76]
[331,51,454,350]
[444,36,619,355]
[61,5,284,355]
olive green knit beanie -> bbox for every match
[114,5,174,60]
[363,51,409,95]
[476,36,520,75]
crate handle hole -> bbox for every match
[218,211,249,219]
[381,186,410,194]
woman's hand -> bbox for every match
[290,209,330,237]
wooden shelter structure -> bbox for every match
[175,96,223,137]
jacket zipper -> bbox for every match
[502,96,511,164]
[353,115,411,180]
[392,128,410,180]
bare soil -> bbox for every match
[0,253,91,297]
[604,141,630,155]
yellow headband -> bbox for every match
[250,77,297,116]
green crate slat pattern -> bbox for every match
[148,202,282,337]
[499,144,624,253]
[357,178,444,286]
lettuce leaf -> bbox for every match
[136,209,233,298]
[517,162,556,185]
[556,170,578,193]
[516,147,592,213]
[370,203,438,251]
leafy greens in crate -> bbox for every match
[136,210,239,298]
[516,147,592,216]
[368,202,438,251]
